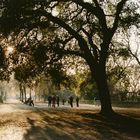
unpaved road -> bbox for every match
[0,102,139,140]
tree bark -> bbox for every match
[19,83,24,102]
[91,64,114,116]
[21,90,23,102]
[23,85,26,102]
[29,88,31,98]
[19,83,22,101]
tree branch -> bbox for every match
[112,0,127,34]
[72,0,108,34]
[81,28,99,62]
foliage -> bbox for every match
[0,45,11,81]
[0,0,139,114]
[80,72,99,100]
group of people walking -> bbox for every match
[47,95,79,108]
[48,95,60,107]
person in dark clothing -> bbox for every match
[25,97,30,104]
[56,96,59,107]
[52,95,56,108]
[48,95,52,107]
[62,98,65,105]
[69,96,73,107]
[26,97,34,106]
[29,98,34,106]
[76,96,79,107]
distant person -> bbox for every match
[62,98,65,105]
[52,95,56,108]
[48,95,52,107]
[56,95,59,107]
[27,97,34,106]
[29,98,34,106]
[76,96,79,107]
[69,96,73,107]
[25,97,31,104]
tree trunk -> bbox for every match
[19,83,22,101]
[21,91,23,102]
[92,65,114,116]
[19,83,24,102]
[29,88,31,98]
[23,85,26,102]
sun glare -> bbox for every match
[6,46,14,54]
[7,46,14,53]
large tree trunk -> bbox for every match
[92,64,114,116]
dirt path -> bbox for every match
[0,103,139,140]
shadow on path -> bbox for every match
[23,117,73,140]
[22,109,140,140]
